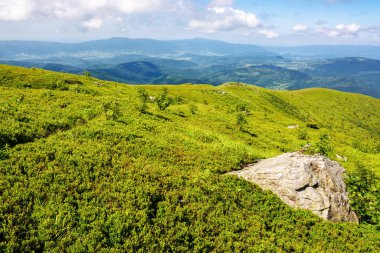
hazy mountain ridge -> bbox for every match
[1,38,379,60]
[0,37,274,59]
[1,38,379,97]
[268,45,380,60]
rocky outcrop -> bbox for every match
[229,152,358,223]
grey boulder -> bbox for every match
[229,152,358,223]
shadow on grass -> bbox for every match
[241,128,258,138]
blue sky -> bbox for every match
[0,0,379,45]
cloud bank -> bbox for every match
[0,0,34,21]
[0,0,184,21]
[189,7,261,33]
[82,18,104,30]
[209,0,235,7]
[316,23,361,37]
[292,24,308,32]
[188,6,278,38]
[0,0,377,43]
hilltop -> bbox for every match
[0,65,379,252]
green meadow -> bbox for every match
[0,65,379,252]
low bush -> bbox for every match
[315,133,333,157]
[155,88,173,110]
[346,164,380,226]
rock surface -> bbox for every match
[229,152,358,223]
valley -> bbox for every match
[1,38,380,98]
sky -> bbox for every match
[0,0,379,45]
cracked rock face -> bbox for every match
[229,152,358,223]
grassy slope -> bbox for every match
[0,65,379,252]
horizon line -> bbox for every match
[0,37,380,47]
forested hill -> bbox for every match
[0,65,379,252]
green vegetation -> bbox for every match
[315,133,333,157]
[83,71,91,78]
[155,88,173,111]
[0,65,379,252]
[346,164,380,226]
[137,87,149,114]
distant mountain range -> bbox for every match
[0,37,379,98]
[268,45,380,60]
[0,37,274,60]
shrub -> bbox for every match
[173,95,184,105]
[315,133,333,156]
[346,164,380,225]
[52,80,69,91]
[236,104,250,115]
[137,102,148,114]
[306,122,320,129]
[137,88,149,113]
[298,130,308,140]
[189,104,198,115]
[138,88,149,103]
[83,71,91,78]
[236,112,248,131]
[101,100,121,120]
[0,144,10,160]
[155,88,173,111]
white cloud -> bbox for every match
[316,23,361,37]
[188,7,261,33]
[82,18,104,29]
[108,0,168,13]
[209,0,235,7]
[292,24,308,32]
[0,0,188,36]
[49,1,84,19]
[188,7,279,38]
[258,29,279,38]
[0,0,35,21]
[0,0,183,21]
[337,23,360,33]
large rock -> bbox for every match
[229,152,358,223]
